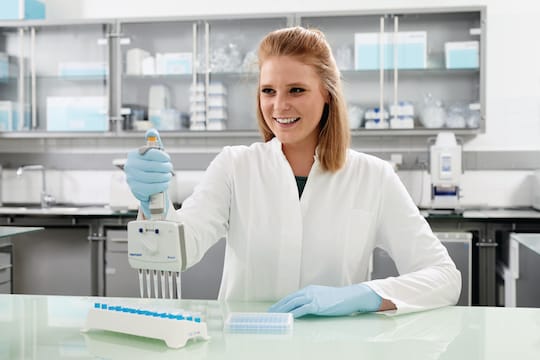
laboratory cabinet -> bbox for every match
[0,213,131,297]
[119,16,291,132]
[0,7,485,137]
[299,9,485,132]
[0,21,112,132]
[0,239,12,294]
[10,226,94,295]
[497,233,540,307]
[497,232,540,307]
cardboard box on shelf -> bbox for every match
[445,41,479,69]
[1,0,45,20]
[355,31,427,70]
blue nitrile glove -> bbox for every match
[268,284,382,318]
[124,129,173,219]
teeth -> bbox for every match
[275,117,299,124]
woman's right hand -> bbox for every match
[124,131,173,218]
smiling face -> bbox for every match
[259,55,328,151]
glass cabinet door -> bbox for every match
[119,19,195,132]
[300,9,484,133]
[0,26,31,132]
[300,14,388,131]
[389,11,483,131]
[205,16,291,131]
[31,23,111,132]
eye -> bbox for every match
[290,87,305,94]
[261,88,275,95]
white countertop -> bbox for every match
[2,294,540,360]
[420,208,540,219]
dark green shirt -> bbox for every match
[295,176,308,198]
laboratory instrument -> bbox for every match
[420,93,446,128]
[389,101,414,129]
[127,130,185,299]
[364,107,389,129]
[224,312,293,334]
[429,132,462,210]
[82,301,209,348]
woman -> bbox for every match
[125,27,461,317]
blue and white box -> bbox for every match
[0,101,16,131]
[355,31,427,70]
[46,96,108,132]
[1,0,45,20]
[58,62,108,77]
[0,53,9,82]
[445,41,479,69]
[0,101,30,131]
[156,53,192,75]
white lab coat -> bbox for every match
[169,137,460,315]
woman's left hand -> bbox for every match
[268,284,382,318]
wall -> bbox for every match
[42,0,540,152]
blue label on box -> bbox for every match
[447,49,479,69]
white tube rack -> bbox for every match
[82,302,210,348]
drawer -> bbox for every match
[0,266,11,283]
[0,280,11,294]
[0,252,10,266]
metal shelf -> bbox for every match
[0,127,481,139]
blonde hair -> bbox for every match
[256,26,350,172]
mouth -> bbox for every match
[273,117,300,125]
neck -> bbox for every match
[282,142,317,177]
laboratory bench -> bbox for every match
[0,294,539,359]
[1,207,540,307]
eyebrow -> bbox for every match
[259,82,309,88]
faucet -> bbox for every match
[16,165,55,208]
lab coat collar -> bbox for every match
[268,137,321,164]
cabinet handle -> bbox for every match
[393,15,399,111]
[475,242,498,247]
[192,22,197,86]
[205,21,210,128]
[88,235,107,241]
[30,27,37,130]
[17,28,25,131]
[379,16,384,119]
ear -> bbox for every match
[324,90,331,103]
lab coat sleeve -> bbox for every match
[166,147,233,268]
[363,163,461,315]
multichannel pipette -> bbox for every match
[128,129,185,299]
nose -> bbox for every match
[273,92,290,113]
